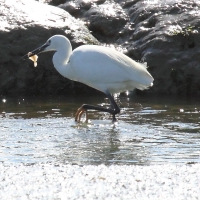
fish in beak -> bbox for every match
[22,42,50,67]
[22,42,49,60]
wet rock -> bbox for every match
[47,0,106,7]
[0,0,99,95]
[56,0,128,42]
[58,0,92,18]
[83,3,128,42]
[47,0,66,5]
[123,1,200,96]
[53,0,200,95]
[2,0,200,96]
[58,2,82,18]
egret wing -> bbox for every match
[69,45,153,93]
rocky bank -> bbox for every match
[0,0,99,95]
[1,0,200,96]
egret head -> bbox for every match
[22,35,69,59]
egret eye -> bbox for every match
[47,40,51,45]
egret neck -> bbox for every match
[52,39,72,79]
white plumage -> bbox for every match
[23,35,154,122]
[68,45,153,93]
[45,35,153,93]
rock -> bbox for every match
[0,0,99,95]
[122,1,200,95]
[58,2,82,18]
[53,0,200,96]
[1,0,200,96]
[55,0,128,42]
[58,0,92,18]
[46,0,66,5]
[83,2,128,42]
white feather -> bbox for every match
[45,35,153,94]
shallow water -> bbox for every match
[0,94,200,166]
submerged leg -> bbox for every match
[75,93,120,123]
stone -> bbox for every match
[54,0,200,95]
[123,1,200,95]
[0,0,99,95]
[1,0,200,96]
[58,0,92,18]
[83,2,128,42]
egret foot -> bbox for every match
[75,93,120,123]
[75,107,88,123]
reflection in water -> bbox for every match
[0,94,200,165]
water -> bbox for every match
[0,94,200,166]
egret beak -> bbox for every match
[22,42,49,60]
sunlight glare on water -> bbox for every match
[0,95,200,166]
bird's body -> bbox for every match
[65,45,153,94]
[23,35,154,122]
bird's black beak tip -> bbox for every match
[21,42,49,60]
[22,52,35,60]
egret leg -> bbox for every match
[75,93,120,123]
[75,108,88,123]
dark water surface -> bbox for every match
[0,94,200,165]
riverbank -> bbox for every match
[0,163,199,199]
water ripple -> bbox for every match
[0,95,200,165]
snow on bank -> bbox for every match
[0,163,199,200]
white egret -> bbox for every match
[23,35,154,122]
